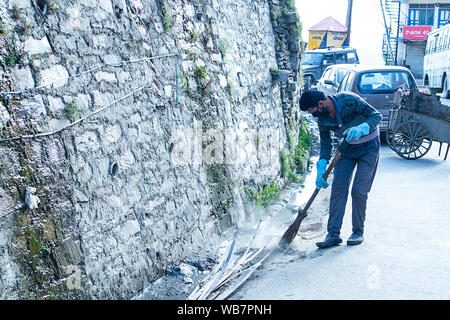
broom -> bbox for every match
[279,138,348,249]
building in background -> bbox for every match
[307,16,349,50]
[394,1,450,80]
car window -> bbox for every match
[335,53,346,64]
[302,53,324,65]
[358,71,414,93]
[323,54,335,65]
[345,71,355,91]
[336,69,349,84]
[329,69,336,83]
[347,52,358,63]
[322,68,332,80]
[338,72,350,92]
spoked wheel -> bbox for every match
[388,120,432,160]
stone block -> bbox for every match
[75,131,100,153]
[0,105,11,126]
[121,220,141,241]
[47,96,65,114]
[12,66,35,92]
[0,187,15,214]
[22,95,46,120]
[286,11,298,24]
[103,55,122,66]
[8,0,31,9]
[60,5,91,33]
[237,72,247,87]
[52,238,83,274]
[24,36,52,55]
[104,124,122,143]
[288,41,299,52]
[73,188,89,203]
[39,65,69,88]
[94,71,117,83]
[278,70,290,82]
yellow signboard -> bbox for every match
[308,31,348,50]
[308,31,326,50]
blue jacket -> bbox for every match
[318,91,382,161]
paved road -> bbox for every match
[235,142,450,300]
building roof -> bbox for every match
[309,16,348,32]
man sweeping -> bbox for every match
[299,90,382,248]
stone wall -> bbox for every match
[0,0,302,299]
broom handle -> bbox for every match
[301,139,347,214]
[301,151,342,213]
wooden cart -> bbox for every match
[386,89,450,160]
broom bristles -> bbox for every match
[278,211,305,249]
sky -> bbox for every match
[295,0,386,65]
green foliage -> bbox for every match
[281,0,296,12]
[184,49,195,60]
[219,38,228,57]
[294,121,312,172]
[280,121,312,183]
[298,121,312,150]
[280,149,291,179]
[270,0,302,49]
[65,100,82,122]
[2,47,21,68]
[226,81,232,101]
[257,182,281,208]
[161,2,172,32]
[190,30,200,42]
[270,67,280,80]
[245,181,281,209]
[0,124,11,140]
[194,65,211,89]
[0,17,7,36]
[179,71,193,98]
[194,65,207,80]
[270,67,281,86]
[271,9,282,23]
[47,0,60,13]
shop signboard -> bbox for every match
[403,26,432,41]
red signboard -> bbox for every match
[403,26,432,40]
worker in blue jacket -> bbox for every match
[299,90,382,248]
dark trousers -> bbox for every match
[327,139,380,237]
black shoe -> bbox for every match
[316,234,342,249]
[347,232,364,245]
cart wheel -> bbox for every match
[389,120,432,160]
[386,129,395,150]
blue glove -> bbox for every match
[343,122,370,142]
[316,159,329,189]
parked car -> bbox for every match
[316,64,359,96]
[302,47,360,90]
[337,65,419,132]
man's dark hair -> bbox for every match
[299,90,326,111]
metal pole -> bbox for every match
[395,1,401,65]
[346,0,353,46]
[380,0,395,64]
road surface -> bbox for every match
[233,142,450,300]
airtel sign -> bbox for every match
[403,26,432,40]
